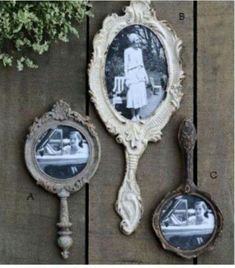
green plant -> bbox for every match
[0,1,92,71]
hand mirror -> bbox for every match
[152,119,223,258]
[89,0,185,235]
[25,100,101,259]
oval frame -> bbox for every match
[152,186,223,259]
[89,0,185,235]
[104,23,169,121]
[25,100,101,194]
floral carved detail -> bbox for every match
[50,100,71,120]
[178,119,197,152]
[116,152,143,235]
[170,85,184,110]
[28,100,97,141]
[89,0,184,235]
[124,124,142,149]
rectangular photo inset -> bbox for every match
[36,125,89,179]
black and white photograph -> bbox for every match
[35,125,89,179]
[105,24,168,121]
[160,195,216,250]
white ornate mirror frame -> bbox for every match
[89,0,184,235]
[25,100,101,259]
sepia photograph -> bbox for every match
[160,195,215,250]
[105,24,168,121]
[35,125,89,179]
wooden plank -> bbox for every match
[197,2,234,264]
[88,1,194,264]
[0,19,87,263]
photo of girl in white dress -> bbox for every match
[105,25,168,121]
[124,33,149,121]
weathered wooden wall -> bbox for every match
[197,1,234,264]
[88,1,194,264]
[0,1,233,264]
[0,18,88,264]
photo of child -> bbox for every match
[36,125,89,179]
[105,24,168,121]
[160,195,215,250]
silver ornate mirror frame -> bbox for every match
[89,0,184,235]
[25,100,101,259]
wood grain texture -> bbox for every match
[88,1,194,264]
[0,19,87,264]
[197,2,234,264]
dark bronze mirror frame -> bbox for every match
[152,119,223,259]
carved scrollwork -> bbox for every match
[89,0,184,234]
[170,85,184,110]
[116,152,143,235]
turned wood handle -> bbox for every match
[57,189,73,259]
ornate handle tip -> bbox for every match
[61,250,69,259]
[178,119,197,186]
[178,118,197,151]
[120,219,137,236]
[57,233,73,259]
[115,152,143,235]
